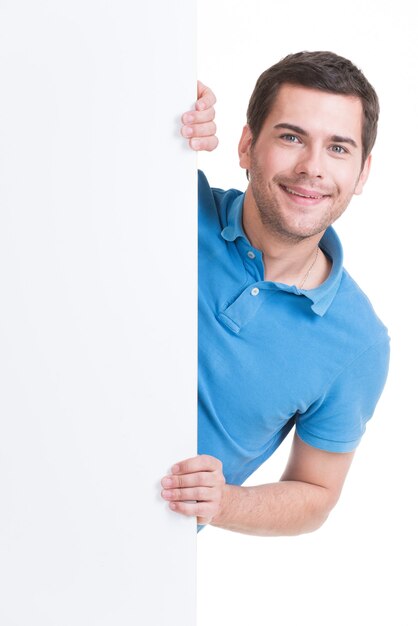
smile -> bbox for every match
[280,184,327,199]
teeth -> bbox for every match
[284,186,322,199]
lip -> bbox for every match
[279,184,330,206]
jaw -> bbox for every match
[253,183,337,242]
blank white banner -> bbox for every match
[0,2,196,624]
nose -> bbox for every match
[294,146,324,179]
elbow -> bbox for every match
[308,507,332,533]
[307,494,339,534]
[289,511,330,536]
[292,491,338,536]
[289,509,331,537]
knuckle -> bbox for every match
[208,139,219,153]
[184,503,196,517]
[212,500,220,513]
[196,502,206,518]
[175,502,185,513]
[200,471,211,485]
[206,106,216,121]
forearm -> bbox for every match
[210,480,333,536]
[162,439,350,533]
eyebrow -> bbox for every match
[273,123,358,149]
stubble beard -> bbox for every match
[249,160,347,244]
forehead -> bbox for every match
[264,83,363,139]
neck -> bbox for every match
[242,187,331,288]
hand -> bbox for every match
[161,454,225,525]
[181,81,218,152]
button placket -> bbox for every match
[218,283,266,332]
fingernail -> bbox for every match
[162,490,172,498]
[183,126,193,137]
[169,503,177,510]
[191,139,201,150]
[171,464,180,473]
[184,113,194,123]
[162,477,173,488]
[196,101,206,111]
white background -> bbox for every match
[0,2,196,624]
[197,1,417,624]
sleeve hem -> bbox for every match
[296,425,361,453]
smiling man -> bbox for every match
[161,51,390,536]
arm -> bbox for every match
[212,434,354,535]
[181,81,218,151]
[161,433,354,536]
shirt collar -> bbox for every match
[221,192,344,317]
[220,193,247,242]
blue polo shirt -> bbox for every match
[198,171,390,488]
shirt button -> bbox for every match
[251,287,260,296]
[247,250,256,259]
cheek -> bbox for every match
[254,148,294,177]
[331,165,361,196]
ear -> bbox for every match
[238,124,253,170]
[354,154,372,195]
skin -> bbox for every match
[161,82,371,535]
[239,84,371,286]
[180,81,219,152]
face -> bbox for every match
[239,84,371,242]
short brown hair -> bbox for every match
[247,51,379,167]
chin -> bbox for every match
[266,216,329,241]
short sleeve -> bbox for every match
[296,336,390,453]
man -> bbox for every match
[161,51,390,536]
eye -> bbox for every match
[280,134,301,143]
[330,144,348,155]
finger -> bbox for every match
[181,121,217,139]
[169,500,214,520]
[189,136,219,152]
[182,107,216,125]
[161,471,216,489]
[172,454,222,475]
[161,486,214,502]
[196,81,216,111]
